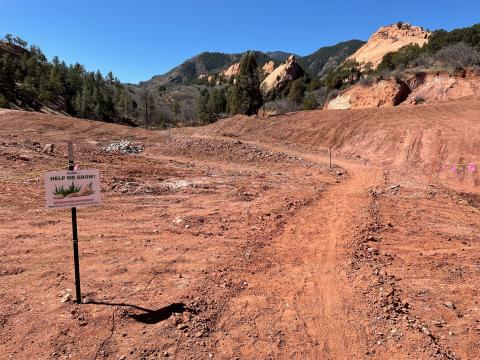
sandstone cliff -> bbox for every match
[348,23,430,69]
[261,55,303,92]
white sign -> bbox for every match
[45,170,101,209]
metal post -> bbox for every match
[68,142,81,304]
[329,147,332,168]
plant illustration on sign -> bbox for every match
[53,182,94,199]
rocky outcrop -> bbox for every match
[262,61,275,74]
[326,71,480,110]
[325,79,410,110]
[261,55,304,93]
[404,71,480,104]
[348,23,431,69]
[222,63,240,78]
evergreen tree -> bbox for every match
[197,89,211,122]
[301,93,318,110]
[288,79,306,104]
[227,52,263,115]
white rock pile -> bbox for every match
[103,140,144,154]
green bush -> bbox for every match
[0,93,9,108]
[301,93,318,110]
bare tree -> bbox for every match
[141,83,154,129]
[436,42,480,69]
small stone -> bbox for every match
[60,293,71,303]
[163,351,169,357]
[195,331,204,338]
[443,301,456,310]
[421,326,431,336]
[177,323,188,330]
[42,143,54,154]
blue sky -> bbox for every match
[1,0,478,83]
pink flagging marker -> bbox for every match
[450,165,457,173]
[468,163,476,173]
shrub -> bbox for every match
[288,79,306,104]
[301,93,318,110]
[327,89,340,101]
[414,95,425,104]
[262,98,297,114]
[358,75,376,87]
[435,42,480,69]
[0,94,9,108]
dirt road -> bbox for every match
[214,162,380,359]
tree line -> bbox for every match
[0,34,137,123]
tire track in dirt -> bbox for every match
[214,161,381,359]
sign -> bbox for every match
[45,169,101,209]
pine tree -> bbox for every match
[288,79,306,104]
[197,89,211,123]
[227,52,263,115]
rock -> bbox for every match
[60,293,72,303]
[18,155,30,161]
[261,55,303,93]
[177,323,188,330]
[348,23,431,69]
[42,143,54,154]
[325,79,411,110]
[421,326,431,336]
[405,71,480,105]
[103,140,144,154]
[221,63,240,79]
[195,330,204,338]
[443,301,456,310]
[262,61,275,74]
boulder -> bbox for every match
[325,79,411,110]
[261,61,275,74]
[222,63,240,78]
[261,55,304,93]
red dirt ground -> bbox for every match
[0,100,479,359]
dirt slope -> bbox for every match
[1,101,480,360]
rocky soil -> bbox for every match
[1,101,480,359]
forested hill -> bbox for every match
[0,35,138,125]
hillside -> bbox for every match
[297,39,365,76]
[348,22,430,68]
[129,41,365,126]
[2,99,480,358]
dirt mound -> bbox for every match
[326,79,411,109]
[348,23,430,68]
[202,98,480,190]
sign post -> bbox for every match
[329,147,332,168]
[44,142,101,304]
[68,142,82,304]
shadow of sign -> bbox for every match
[86,300,186,324]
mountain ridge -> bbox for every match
[141,40,366,87]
